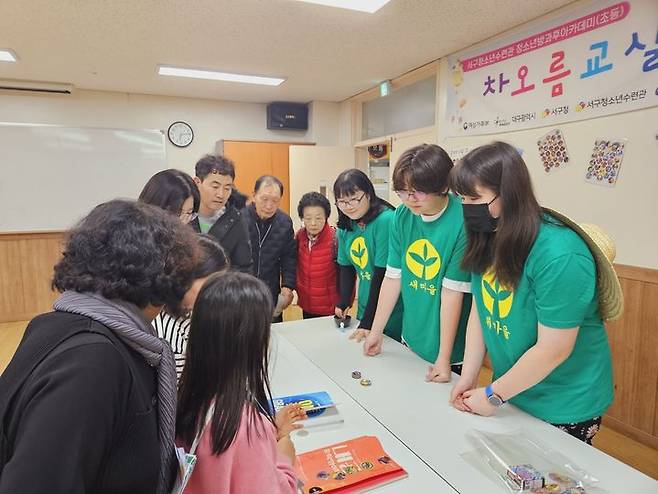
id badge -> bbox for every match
[171,447,197,494]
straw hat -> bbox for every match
[542,208,624,321]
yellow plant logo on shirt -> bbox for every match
[350,237,369,269]
[482,270,514,319]
[482,270,514,340]
[406,239,441,280]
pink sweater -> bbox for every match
[179,408,297,494]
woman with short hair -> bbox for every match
[0,199,199,493]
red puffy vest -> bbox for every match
[295,223,339,316]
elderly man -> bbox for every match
[243,175,297,322]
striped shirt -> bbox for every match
[152,311,190,382]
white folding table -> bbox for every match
[273,317,658,494]
[270,332,458,492]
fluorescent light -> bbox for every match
[295,0,392,13]
[157,65,285,86]
[0,49,17,62]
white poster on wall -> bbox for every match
[444,0,658,137]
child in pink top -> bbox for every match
[175,271,305,494]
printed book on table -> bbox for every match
[296,435,407,494]
[271,391,343,428]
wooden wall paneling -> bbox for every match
[0,238,26,320]
[0,232,63,323]
[632,281,658,433]
[615,264,658,284]
[19,234,62,316]
[603,266,658,450]
[640,283,658,437]
[606,278,643,427]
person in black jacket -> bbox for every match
[190,154,253,273]
[0,200,199,494]
[243,175,297,323]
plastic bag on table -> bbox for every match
[460,429,605,493]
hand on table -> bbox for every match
[462,386,497,416]
[349,328,369,342]
[449,378,475,412]
[363,331,383,356]
[425,359,452,383]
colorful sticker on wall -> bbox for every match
[585,139,627,187]
[537,129,570,173]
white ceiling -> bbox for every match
[0,0,575,103]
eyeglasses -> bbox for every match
[336,193,366,209]
[180,211,198,223]
[394,189,428,201]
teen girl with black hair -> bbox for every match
[333,169,402,341]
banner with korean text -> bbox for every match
[444,0,657,136]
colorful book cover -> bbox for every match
[296,436,407,494]
[272,391,335,416]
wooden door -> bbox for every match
[223,141,296,214]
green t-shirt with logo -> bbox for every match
[471,216,613,424]
[337,208,403,340]
[387,195,471,364]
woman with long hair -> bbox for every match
[449,141,616,444]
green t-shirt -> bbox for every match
[337,208,403,340]
[387,195,471,364]
[471,216,613,424]
[198,220,211,234]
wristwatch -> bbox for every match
[485,384,505,407]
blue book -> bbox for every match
[272,391,344,429]
[271,391,335,417]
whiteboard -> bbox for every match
[0,123,167,232]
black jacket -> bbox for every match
[190,203,253,273]
[0,312,160,494]
[243,204,297,302]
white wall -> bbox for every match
[0,89,341,175]
[308,100,340,146]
